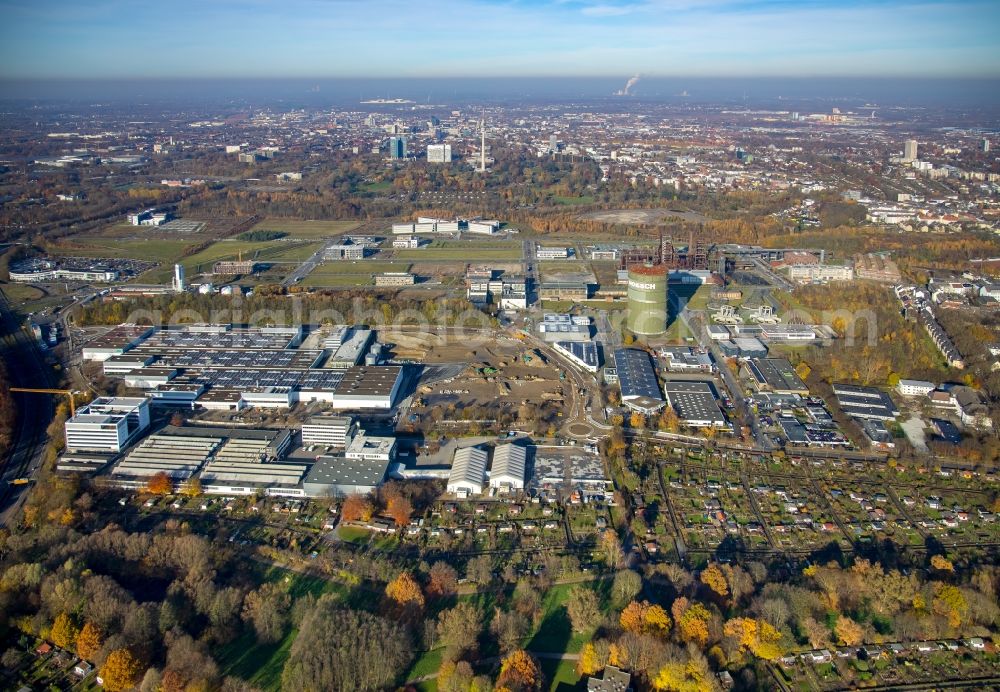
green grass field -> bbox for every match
[301,261,413,287]
[395,247,522,261]
[46,238,191,264]
[1,283,45,304]
[359,181,392,193]
[674,283,714,312]
[253,219,360,239]
[432,240,520,249]
[140,239,318,282]
[553,195,596,205]
[253,241,323,262]
[540,656,583,691]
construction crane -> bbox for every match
[10,388,78,416]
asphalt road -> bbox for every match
[282,239,332,287]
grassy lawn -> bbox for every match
[302,260,411,287]
[141,239,303,281]
[1,283,45,304]
[45,238,191,264]
[337,525,374,544]
[254,219,360,239]
[216,628,295,690]
[540,656,584,691]
[395,247,523,261]
[406,647,444,682]
[672,283,713,311]
[431,240,520,249]
[359,181,393,193]
[528,583,603,655]
[553,195,596,205]
[540,300,577,312]
[253,241,322,261]
[311,261,411,274]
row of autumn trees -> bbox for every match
[565,554,1000,692]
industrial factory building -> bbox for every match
[615,348,666,414]
[447,446,489,496]
[84,324,402,410]
[489,443,527,491]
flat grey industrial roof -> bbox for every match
[614,348,663,402]
[555,341,600,368]
[747,358,808,393]
[832,384,899,420]
[663,381,726,425]
[332,366,401,397]
[304,415,353,427]
[82,325,155,351]
[779,418,809,443]
[304,455,390,488]
[158,424,290,443]
[113,433,221,478]
[201,460,308,486]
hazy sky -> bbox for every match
[1,0,998,79]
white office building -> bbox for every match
[301,416,356,448]
[466,220,500,235]
[896,379,936,397]
[489,443,526,491]
[174,264,185,292]
[393,235,423,249]
[447,446,488,496]
[64,396,151,453]
[345,432,397,462]
[788,264,854,283]
[427,144,452,163]
[536,245,570,260]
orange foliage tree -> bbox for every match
[497,649,542,691]
[723,618,783,661]
[75,622,102,661]
[341,494,375,522]
[677,602,712,647]
[700,563,729,598]
[50,612,79,650]
[146,471,173,495]
[834,616,864,646]
[100,649,143,692]
[619,600,672,638]
[387,495,413,527]
[76,622,104,661]
[385,571,425,611]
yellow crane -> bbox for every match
[9,388,78,416]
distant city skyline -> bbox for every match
[0,0,998,80]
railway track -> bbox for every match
[0,288,56,524]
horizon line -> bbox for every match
[3,74,1000,82]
